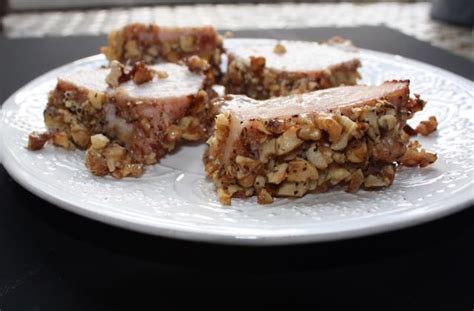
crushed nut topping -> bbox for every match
[101,23,224,86]
[415,116,438,136]
[52,131,74,150]
[130,62,154,85]
[85,142,144,178]
[27,131,51,150]
[205,86,438,205]
[322,36,356,51]
[155,70,169,79]
[273,43,287,55]
[90,133,110,150]
[186,55,210,73]
[250,56,266,72]
[223,36,361,99]
[403,124,418,136]
[106,61,160,87]
[106,60,127,87]
[399,140,437,167]
[257,188,273,204]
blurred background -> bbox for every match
[0,0,472,60]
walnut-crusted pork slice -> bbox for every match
[101,23,224,84]
[223,38,361,99]
[204,80,437,205]
[31,62,217,178]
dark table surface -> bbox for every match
[0,26,473,310]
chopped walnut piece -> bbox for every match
[276,127,303,155]
[125,40,140,59]
[371,135,407,163]
[52,131,74,150]
[107,61,157,87]
[27,131,51,150]
[327,166,351,185]
[273,43,287,55]
[407,94,426,113]
[306,145,332,170]
[217,188,232,205]
[86,142,144,178]
[186,55,210,73]
[236,155,261,171]
[277,182,308,197]
[179,35,196,52]
[324,36,346,45]
[88,91,106,109]
[323,36,357,52]
[399,140,437,168]
[130,62,154,85]
[70,123,90,148]
[346,141,367,163]
[90,134,110,150]
[298,125,321,141]
[254,175,266,190]
[119,163,144,178]
[267,163,289,184]
[85,147,109,176]
[266,119,285,134]
[363,174,387,188]
[163,124,183,147]
[250,56,266,72]
[102,143,127,172]
[346,169,364,193]
[259,138,276,163]
[316,116,343,142]
[106,60,126,87]
[179,116,202,141]
[415,116,438,136]
[155,70,169,79]
[286,158,318,182]
[403,124,418,136]
[378,115,397,131]
[257,188,274,204]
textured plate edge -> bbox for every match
[0,46,473,246]
[1,149,473,246]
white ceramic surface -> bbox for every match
[0,39,473,245]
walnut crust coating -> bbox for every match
[222,39,361,100]
[204,94,437,205]
[86,136,144,179]
[43,83,107,150]
[101,88,218,166]
[223,55,360,100]
[101,23,224,84]
[34,79,217,178]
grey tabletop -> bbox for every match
[3,2,473,60]
[0,26,473,310]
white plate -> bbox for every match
[0,39,473,245]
